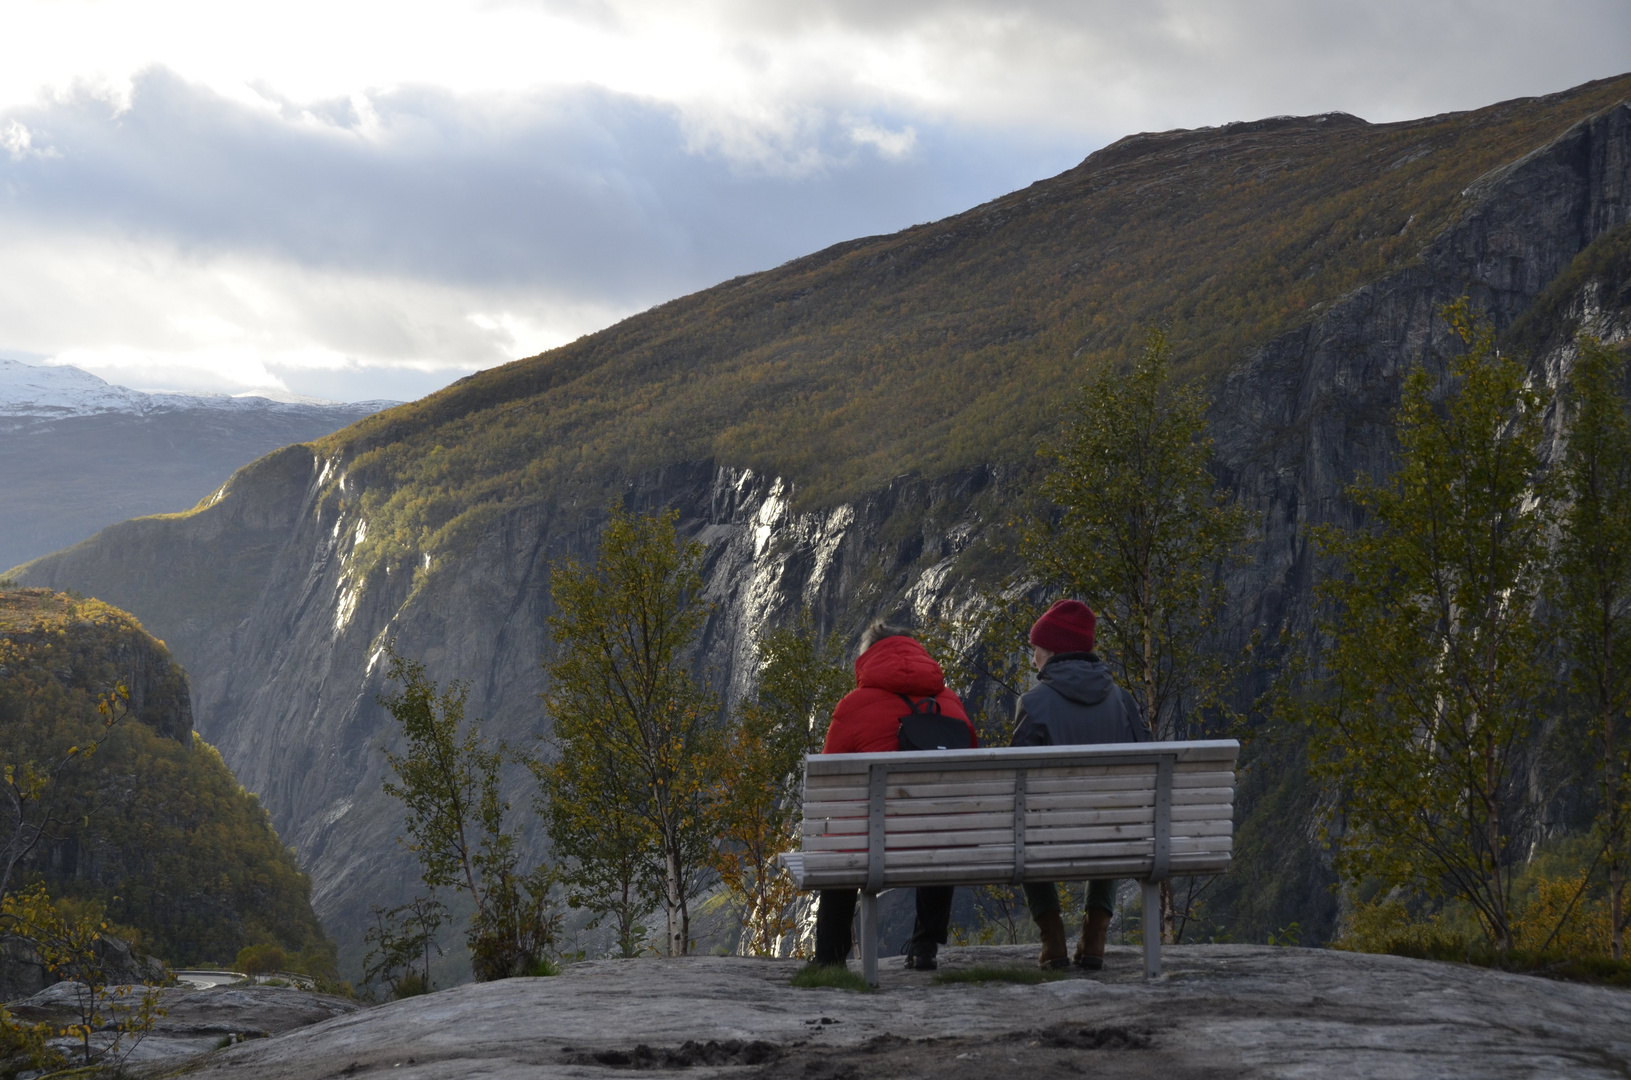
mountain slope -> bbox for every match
[0,359,395,570]
[316,74,1631,577]
[13,75,1631,976]
[0,589,332,970]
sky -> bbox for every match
[1,1,1628,403]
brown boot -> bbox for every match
[1036,910,1069,970]
[1074,908,1111,970]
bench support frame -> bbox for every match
[843,752,1181,986]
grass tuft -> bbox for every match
[932,964,1068,986]
[790,964,873,992]
[1377,943,1631,987]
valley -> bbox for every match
[10,75,1631,979]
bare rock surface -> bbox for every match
[155,945,1631,1079]
[8,982,360,1064]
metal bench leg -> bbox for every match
[859,892,879,987]
[1141,880,1161,978]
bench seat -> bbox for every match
[778,739,1239,984]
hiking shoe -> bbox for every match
[903,952,939,971]
[1036,910,1069,970]
[1073,907,1111,971]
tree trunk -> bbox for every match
[1483,727,1511,951]
[1159,880,1175,945]
[665,850,683,957]
[1612,862,1625,962]
[1607,693,1623,961]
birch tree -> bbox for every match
[1310,300,1551,951]
[711,618,848,956]
[1554,335,1631,959]
[1025,327,1245,743]
[378,648,557,980]
[1023,327,1245,943]
[543,507,722,957]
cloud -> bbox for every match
[0,70,1065,398]
[2,120,59,161]
[0,0,1625,400]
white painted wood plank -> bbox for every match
[802,828,1016,851]
[804,771,1233,804]
[1028,819,1234,843]
[801,787,1233,821]
[787,854,1234,885]
[801,740,1241,777]
[806,811,1018,835]
[797,835,1233,873]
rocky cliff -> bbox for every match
[14,83,1631,976]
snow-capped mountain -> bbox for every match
[0,358,397,423]
[0,359,401,572]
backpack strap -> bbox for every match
[896,692,941,716]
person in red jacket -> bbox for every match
[812,621,979,971]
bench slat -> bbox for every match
[802,740,1240,777]
[806,811,1018,835]
[791,855,1232,888]
[803,802,1232,836]
[802,759,1232,790]
[801,787,1233,820]
[798,818,1232,852]
[806,770,1236,802]
[799,834,1231,870]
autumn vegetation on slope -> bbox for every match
[0,589,334,970]
[291,76,1631,588]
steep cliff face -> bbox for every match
[16,94,1631,973]
[1212,98,1631,660]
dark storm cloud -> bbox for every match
[0,68,1080,307]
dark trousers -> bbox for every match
[813,886,955,965]
[1023,880,1118,919]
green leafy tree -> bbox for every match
[1025,326,1246,740]
[542,506,723,957]
[1310,300,1552,951]
[378,648,557,981]
[0,884,163,1069]
[712,616,849,956]
[0,678,128,901]
[0,591,329,967]
[922,595,1046,747]
[363,893,447,998]
[540,742,656,958]
[1554,335,1631,959]
[1022,326,1246,941]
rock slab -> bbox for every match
[156,945,1631,1079]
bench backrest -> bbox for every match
[789,740,1238,891]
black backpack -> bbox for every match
[896,693,973,752]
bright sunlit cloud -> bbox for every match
[1,0,1628,399]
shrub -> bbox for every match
[234,943,286,976]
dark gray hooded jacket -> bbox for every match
[1009,652,1149,747]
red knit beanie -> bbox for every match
[1029,599,1096,654]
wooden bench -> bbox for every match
[778,739,1239,985]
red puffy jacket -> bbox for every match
[822,636,978,754]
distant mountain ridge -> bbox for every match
[0,359,399,570]
[0,358,396,426]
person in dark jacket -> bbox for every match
[1011,599,1149,970]
[812,621,979,971]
